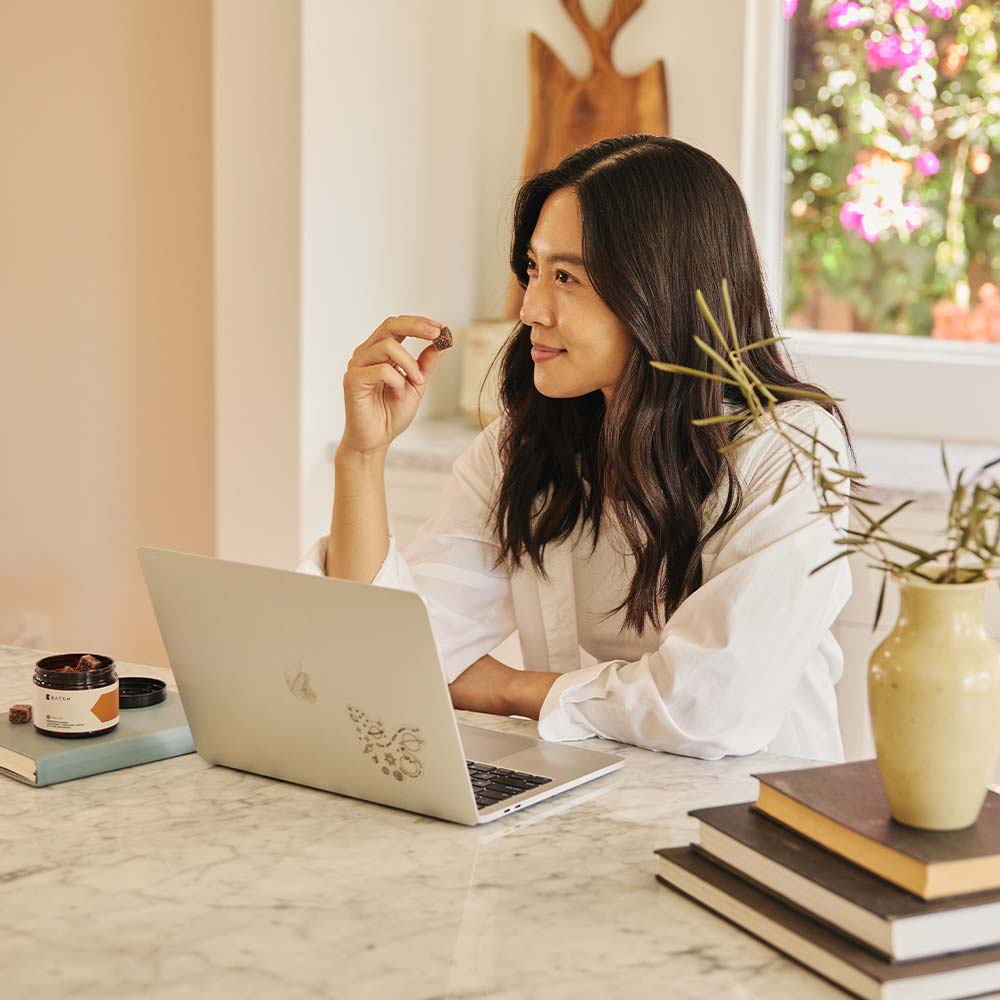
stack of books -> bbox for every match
[656,759,1000,1000]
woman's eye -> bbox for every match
[524,260,574,285]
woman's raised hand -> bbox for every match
[339,315,451,457]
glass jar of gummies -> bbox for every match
[33,653,119,738]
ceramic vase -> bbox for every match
[868,576,1000,830]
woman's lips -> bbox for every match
[530,346,566,363]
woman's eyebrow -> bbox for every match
[526,243,585,267]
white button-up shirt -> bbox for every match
[296,401,851,762]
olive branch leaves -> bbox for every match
[649,279,1000,630]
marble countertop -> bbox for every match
[344,415,999,507]
[1,644,843,1000]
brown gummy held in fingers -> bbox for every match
[431,326,453,351]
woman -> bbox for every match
[297,135,854,762]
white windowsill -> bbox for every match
[331,414,999,507]
[788,329,1000,365]
[785,331,1000,444]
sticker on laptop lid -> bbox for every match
[348,705,424,782]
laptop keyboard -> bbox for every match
[466,760,552,810]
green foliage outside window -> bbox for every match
[783,0,1000,340]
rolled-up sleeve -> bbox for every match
[537,403,852,760]
[294,419,516,684]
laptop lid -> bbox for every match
[137,546,481,825]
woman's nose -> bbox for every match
[519,277,554,327]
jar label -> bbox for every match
[33,681,119,734]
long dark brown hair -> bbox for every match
[483,134,853,636]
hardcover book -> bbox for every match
[656,846,1000,1000]
[754,760,1000,899]
[691,801,1000,961]
[0,690,195,786]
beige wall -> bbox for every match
[0,2,214,667]
[213,0,301,569]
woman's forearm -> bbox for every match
[448,654,561,719]
[326,446,390,582]
[505,666,561,719]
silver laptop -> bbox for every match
[137,546,624,826]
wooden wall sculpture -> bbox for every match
[503,0,670,320]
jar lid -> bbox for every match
[118,677,166,709]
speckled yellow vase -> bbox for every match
[869,577,1000,831]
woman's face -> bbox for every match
[520,187,632,403]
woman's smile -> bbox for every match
[530,345,566,363]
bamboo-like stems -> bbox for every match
[650,280,1000,629]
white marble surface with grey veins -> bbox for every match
[2,643,848,1000]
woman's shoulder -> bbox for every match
[762,397,843,433]
[728,400,849,482]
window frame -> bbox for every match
[739,0,1000,445]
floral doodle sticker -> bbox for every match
[347,705,424,782]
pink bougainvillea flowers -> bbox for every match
[893,0,963,16]
[915,150,941,176]
[927,0,963,18]
[828,1,866,29]
[866,24,933,73]
[839,154,925,242]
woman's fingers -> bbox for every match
[338,314,452,456]
[359,315,442,351]
[416,340,448,379]
[343,360,407,396]
[350,337,425,385]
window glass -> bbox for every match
[782,0,1000,343]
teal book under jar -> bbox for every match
[1,682,194,786]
